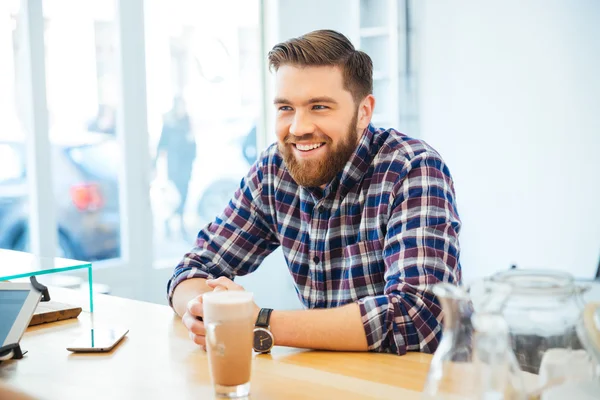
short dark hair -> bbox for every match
[268,30,373,104]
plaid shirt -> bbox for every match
[167,125,461,355]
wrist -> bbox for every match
[253,307,260,326]
[253,308,275,353]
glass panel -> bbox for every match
[145,0,261,267]
[0,249,91,280]
[0,1,30,254]
[41,0,122,262]
[0,249,94,312]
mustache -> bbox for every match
[283,133,330,145]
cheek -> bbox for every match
[318,127,341,145]
[275,116,290,141]
[314,115,347,141]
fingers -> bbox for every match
[189,331,206,347]
[182,294,211,350]
[183,283,247,351]
[187,294,204,318]
[183,313,207,350]
[206,276,244,291]
[182,312,206,336]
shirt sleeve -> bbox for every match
[357,151,461,355]
[166,160,280,307]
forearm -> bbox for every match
[270,303,368,351]
[171,278,212,317]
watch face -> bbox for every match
[253,328,274,352]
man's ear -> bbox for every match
[357,94,375,130]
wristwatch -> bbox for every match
[253,308,274,353]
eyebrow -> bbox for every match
[273,96,338,106]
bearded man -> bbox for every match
[168,30,461,356]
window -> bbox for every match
[145,0,262,268]
[0,1,30,254]
[41,0,122,261]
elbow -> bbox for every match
[360,290,443,356]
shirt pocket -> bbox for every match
[341,239,386,300]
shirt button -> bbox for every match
[313,256,320,264]
[318,205,325,213]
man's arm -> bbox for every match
[202,277,368,351]
[166,159,279,311]
[269,304,368,351]
[171,278,211,317]
[355,151,461,355]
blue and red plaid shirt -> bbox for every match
[168,125,461,355]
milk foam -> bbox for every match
[203,291,254,322]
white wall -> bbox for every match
[269,0,359,44]
[418,0,600,281]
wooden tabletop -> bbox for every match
[0,289,433,400]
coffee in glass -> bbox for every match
[202,290,255,398]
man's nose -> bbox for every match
[289,111,315,136]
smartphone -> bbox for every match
[66,328,129,353]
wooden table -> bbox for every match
[0,290,433,399]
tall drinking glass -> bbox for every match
[202,291,255,398]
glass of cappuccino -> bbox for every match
[202,290,255,398]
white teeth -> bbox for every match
[296,143,324,151]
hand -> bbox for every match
[182,294,208,350]
[206,276,261,326]
[182,277,260,350]
[181,278,238,349]
[205,276,245,292]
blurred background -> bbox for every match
[0,0,598,308]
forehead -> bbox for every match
[274,65,351,102]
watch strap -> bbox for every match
[255,308,273,328]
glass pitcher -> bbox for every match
[489,269,588,374]
[422,282,526,400]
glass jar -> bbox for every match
[489,269,588,374]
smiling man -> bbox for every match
[168,30,461,356]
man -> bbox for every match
[167,30,461,356]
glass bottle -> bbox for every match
[471,313,526,400]
[422,283,526,400]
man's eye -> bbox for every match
[278,106,292,111]
[312,105,328,110]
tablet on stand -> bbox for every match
[0,277,48,362]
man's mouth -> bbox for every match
[293,142,326,152]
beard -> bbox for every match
[279,111,359,187]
